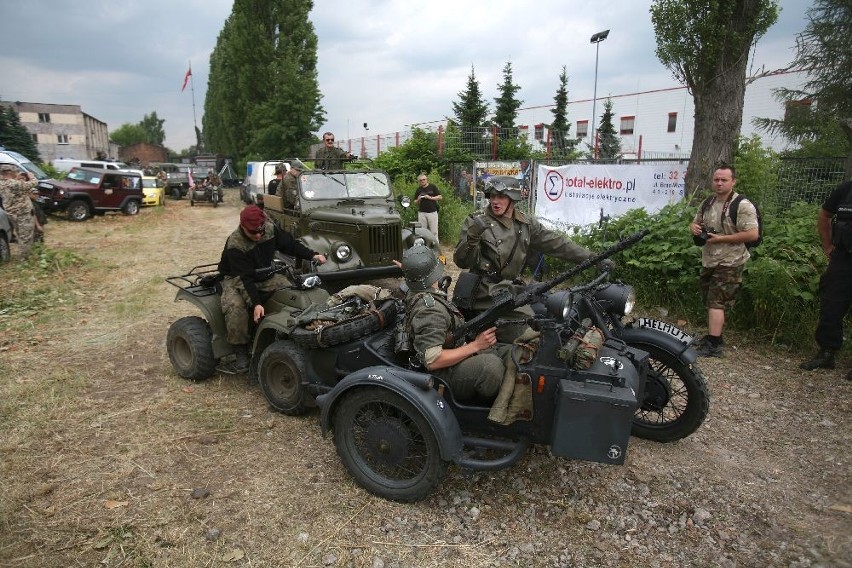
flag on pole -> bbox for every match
[181,64,192,92]
[187,168,195,189]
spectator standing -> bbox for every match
[0,164,41,258]
[314,132,351,170]
[414,174,441,241]
[689,166,759,358]
[799,180,852,381]
[458,170,473,197]
[217,205,326,372]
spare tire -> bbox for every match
[291,299,399,349]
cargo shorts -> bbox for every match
[699,264,745,310]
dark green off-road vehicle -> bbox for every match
[263,169,438,283]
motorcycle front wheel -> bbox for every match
[629,343,709,442]
[333,387,448,502]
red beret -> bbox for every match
[240,205,266,232]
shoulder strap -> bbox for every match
[729,194,744,226]
[698,195,714,223]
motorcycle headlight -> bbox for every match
[545,290,573,321]
[334,244,352,262]
[594,284,636,316]
[299,275,322,289]
[413,237,425,247]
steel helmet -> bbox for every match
[483,177,522,201]
[401,245,443,292]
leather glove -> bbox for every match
[467,216,489,241]
[597,258,615,272]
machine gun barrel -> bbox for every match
[450,229,649,347]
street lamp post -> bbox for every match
[589,29,610,158]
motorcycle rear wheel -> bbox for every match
[333,387,448,502]
[630,343,709,442]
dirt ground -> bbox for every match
[0,191,850,568]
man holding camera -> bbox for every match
[689,166,759,357]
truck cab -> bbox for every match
[263,169,438,282]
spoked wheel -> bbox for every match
[166,316,216,380]
[631,343,709,442]
[257,340,310,415]
[333,387,448,502]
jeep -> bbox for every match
[263,169,438,282]
[35,167,144,221]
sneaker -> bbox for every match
[799,349,835,371]
[694,342,723,358]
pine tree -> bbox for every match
[451,65,490,157]
[493,61,522,134]
[596,98,622,161]
[0,105,41,162]
[548,66,578,158]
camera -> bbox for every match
[692,226,718,247]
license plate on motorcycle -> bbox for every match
[635,318,693,344]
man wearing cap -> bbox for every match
[454,178,597,343]
[218,205,327,372]
[401,245,505,400]
[0,164,41,259]
[280,159,305,209]
[314,132,351,170]
[267,167,284,196]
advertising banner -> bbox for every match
[534,163,687,227]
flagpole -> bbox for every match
[188,60,201,151]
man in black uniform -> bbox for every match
[800,180,852,381]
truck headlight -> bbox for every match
[334,244,352,262]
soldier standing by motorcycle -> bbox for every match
[453,179,601,343]
[218,205,327,372]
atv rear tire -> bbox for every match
[257,340,310,415]
[167,316,216,380]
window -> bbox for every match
[619,116,635,135]
[576,120,589,138]
[57,134,69,144]
[534,124,544,141]
[31,133,38,143]
[784,98,812,122]
[38,113,50,123]
[667,113,677,133]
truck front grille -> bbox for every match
[367,223,401,264]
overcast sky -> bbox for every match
[0,0,811,152]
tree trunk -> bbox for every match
[685,56,749,200]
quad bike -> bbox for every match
[189,183,222,207]
[264,230,709,502]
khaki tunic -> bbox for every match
[692,192,758,268]
[314,146,349,170]
[406,289,505,399]
[0,178,38,258]
[280,173,299,209]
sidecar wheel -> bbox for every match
[333,387,448,502]
[257,340,310,415]
[291,299,399,349]
[167,316,216,380]
[630,344,709,442]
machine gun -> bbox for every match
[449,229,649,347]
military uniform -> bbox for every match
[314,146,349,170]
[815,181,852,354]
[692,192,758,310]
[454,207,593,342]
[280,172,299,209]
[218,221,317,344]
[0,177,38,258]
[406,289,505,399]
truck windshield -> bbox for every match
[301,172,390,200]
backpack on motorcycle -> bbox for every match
[697,194,763,249]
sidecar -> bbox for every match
[189,183,221,207]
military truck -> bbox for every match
[263,168,439,282]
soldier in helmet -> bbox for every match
[454,177,599,343]
[401,245,506,400]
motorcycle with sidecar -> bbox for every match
[257,230,709,502]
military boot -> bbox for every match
[233,344,250,373]
[799,349,835,370]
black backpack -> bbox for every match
[698,194,763,249]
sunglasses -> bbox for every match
[324,138,334,142]
[244,225,265,236]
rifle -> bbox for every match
[449,229,649,347]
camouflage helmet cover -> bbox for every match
[483,177,522,201]
[401,245,443,292]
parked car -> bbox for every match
[0,147,50,180]
[0,203,14,262]
[51,159,128,173]
[141,176,166,207]
[34,167,144,221]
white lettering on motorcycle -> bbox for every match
[636,318,692,343]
